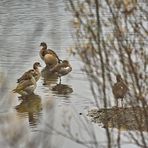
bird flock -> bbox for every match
[13,42,128,108]
[13,42,72,97]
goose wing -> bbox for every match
[17,70,36,83]
[47,49,61,63]
[58,66,72,76]
[112,81,128,99]
[51,64,72,76]
[13,79,34,92]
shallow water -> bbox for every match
[0,1,141,148]
[0,1,98,148]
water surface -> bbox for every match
[0,1,140,148]
[0,1,97,148]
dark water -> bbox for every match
[0,1,98,148]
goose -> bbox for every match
[112,74,128,108]
[49,60,72,83]
[39,42,61,67]
[13,72,37,96]
[17,62,41,83]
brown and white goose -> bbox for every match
[49,60,72,83]
[17,62,41,83]
[112,74,128,108]
[13,72,37,96]
[39,42,61,67]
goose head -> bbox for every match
[62,60,70,67]
[33,62,41,70]
[116,74,123,82]
[40,42,47,50]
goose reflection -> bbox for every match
[41,67,58,86]
[52,83,73,96]
[15,94,42,127]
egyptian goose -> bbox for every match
[17,62,41,83]
[49,60,72,83]
[13,72,37,96]
[39,42,61,67]
[112,74,128,107]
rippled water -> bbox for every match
[0,1,97,148]
[0,1,141,148]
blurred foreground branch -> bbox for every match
[67,0,148,147]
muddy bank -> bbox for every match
[88,106,148,131]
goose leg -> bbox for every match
[121,98,123,108]
[59,77,61,84]
[116,99,118,108]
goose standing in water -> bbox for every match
[13,62,41,96]
[112,74,128,108]
[13,72,37,96]
[49,60,72,83]
[39,42,61,67]
[17,62,41,83]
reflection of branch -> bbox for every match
[94,0,112,146]
[128,132,146,147]
[35,125,98,148]
[68,0,148,147]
